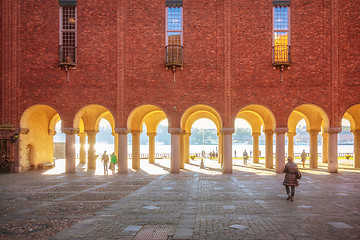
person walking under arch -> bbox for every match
[101,151,109,175]
[283,156,301,201]
[110,152,117,174]
[301,150,307,168]
[243,149,248,165]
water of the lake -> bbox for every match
[79,143,354,156]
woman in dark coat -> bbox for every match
[283,156,299,201]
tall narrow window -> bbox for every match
[165,0,183,69]
[273,1,290,66]
[59,0,77,69]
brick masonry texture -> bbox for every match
[1,0,360,127]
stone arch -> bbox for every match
[127,105,168,169]
[287,104,330,169]
[342,104,360,168]
[181,105,222,133]
[73,104,114,132]
[288,104,330,132]
[19,104,60,171]
[127,104,168,132]
[238,105,276,131]
[343,104,360,131]
[235,105,276,169]
[73,104,115,170]
[180,105,222,169]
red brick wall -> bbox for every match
[1,0,360,129]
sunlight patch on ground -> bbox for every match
[137,160,169,175]
[42,159,66,175]
[185,159,222,175]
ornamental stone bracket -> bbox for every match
[115,128,129,135]
[168,128,182,134]
[61,127,79,135]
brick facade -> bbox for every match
[1,0,360,170]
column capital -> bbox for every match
[115,127,129,134]
[168,128,182,134]
[147,132,157,137]
[307,129,321,135]
[62,127,79,135]
[131,130,142,135]
[286,131,296,137]
[263,129,274,134]
[275,127,288,135]
[252,132,261,137]
[77,132,87,137]
[324,127,342,134]
[85,130,98,136]
[221,128,234,134]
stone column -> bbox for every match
[184,133,191,163]
[147,132,156,164]
[115,128,128,173]
[352,130,360,168]
[275,127,288,173]
[112,132,119,157]
[222,128,234,173]
[86,130,97,170]
[180,131,185,169]
[62,128,77,173]
[131,130,141,169]
[286,132,296,160]
[78,132,87,164]
[325,127,341,173]
[322,132,329,163]
[169,128,181,173]
[309,130,320,169]
[252,132,261,163]
[218,133,223,165]
[264,129,274,169]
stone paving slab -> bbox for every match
[0,158,360,239]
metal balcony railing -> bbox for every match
[165,44,183,68]
[272,45,290,66]
[58,45,77,68]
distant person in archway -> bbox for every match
[283,156,301,201]
[101,151,109,175]
[243,150,248,165]
[110,152,117,174]
[301,150,307,168]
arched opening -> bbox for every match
[189,118,219,169]
[25,144,34,170]
[342,104,360,168]
[235,105,276,170]
[233,119,253,166]
[181,105,222,171]
[127,105,168,171]
[19,105,60,171]
[53,120,66,162]
[288,104,329,169]
[73,104,115,173]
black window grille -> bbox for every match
[273,5,290,66]
[59,5,76,66]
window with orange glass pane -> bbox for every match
[165,6,183,68]
[273,6,290,65]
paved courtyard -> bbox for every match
[0,158,360,239]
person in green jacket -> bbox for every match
[110,152,117,174]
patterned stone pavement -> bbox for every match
[0,158,360,239]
